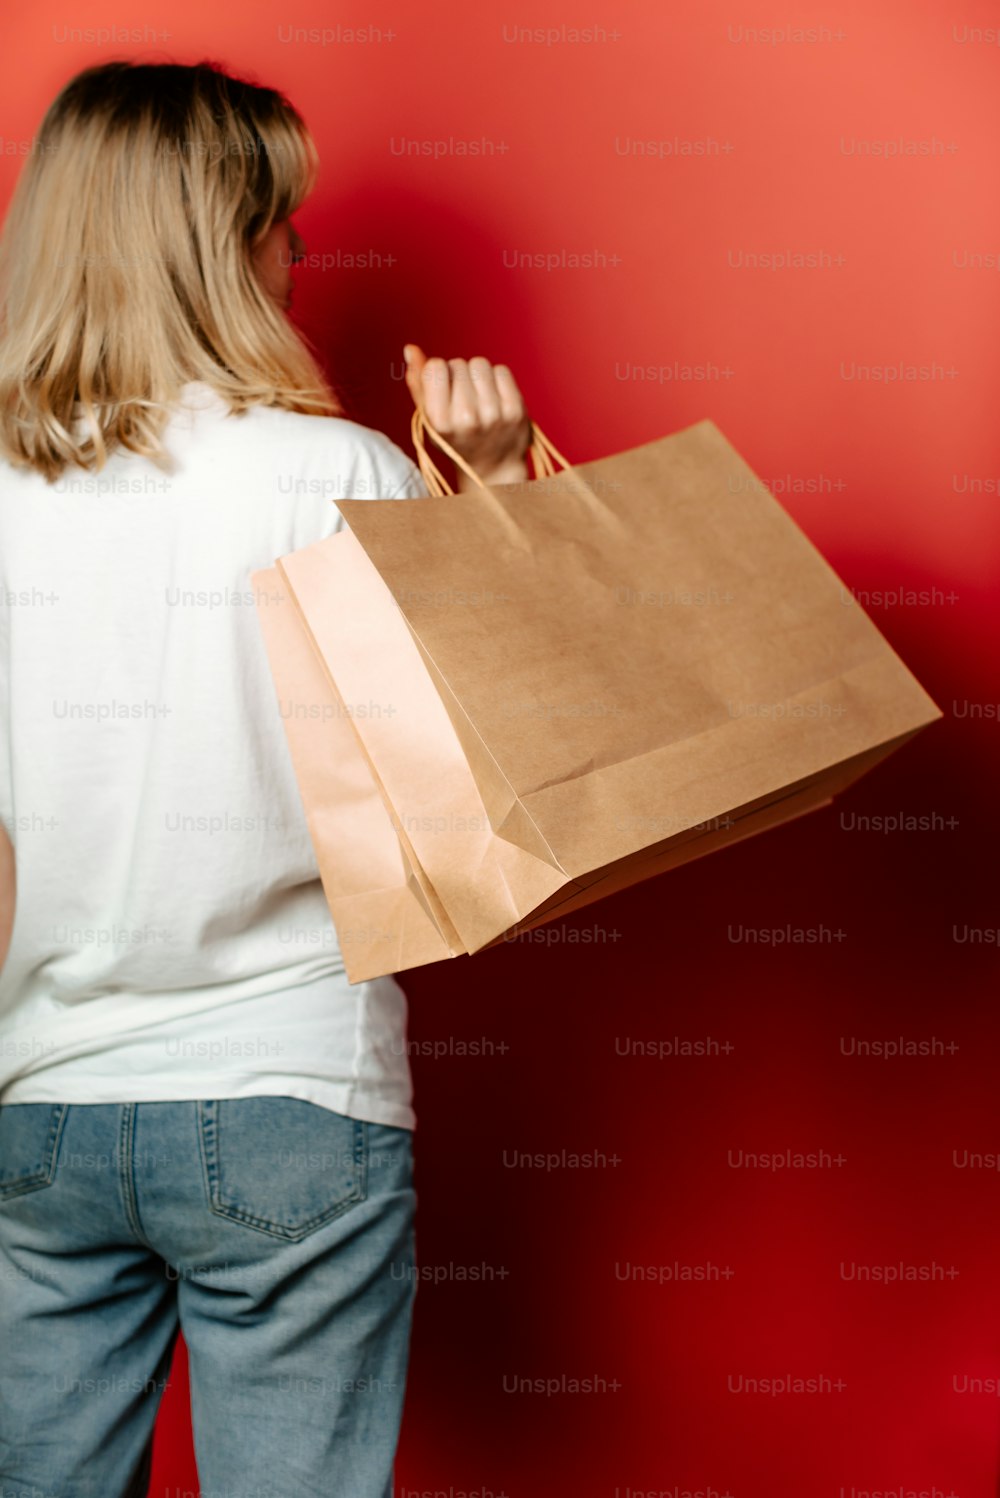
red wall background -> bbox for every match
[3,0,999,1493]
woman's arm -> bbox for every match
[0,820,14,971]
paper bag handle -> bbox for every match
[410,406,572,497]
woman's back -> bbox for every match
[0,382,424,1126]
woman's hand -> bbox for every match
[403,344,532,491]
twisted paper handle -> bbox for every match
[410,406,571,497]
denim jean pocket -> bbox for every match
[198,1096,368,1242]
[0,1103,69,1202]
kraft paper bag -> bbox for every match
[253,413,941,982]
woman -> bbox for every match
[0,60,532,1497]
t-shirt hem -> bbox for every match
[0,1076,415,1131]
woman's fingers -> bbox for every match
[446,359,478,433]
[419,355,452,431]
[402,344,532,483]
[468,356,501,425]
[404,347,513,430]
[402,343,426,409]
[405,343,459,428]
[493,363,526,423]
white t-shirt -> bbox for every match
[0,381,428,1130]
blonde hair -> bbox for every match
[0,60,341,481]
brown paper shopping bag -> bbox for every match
[253,413,941,982]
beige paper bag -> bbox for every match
[253,414,940,982]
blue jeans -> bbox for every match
[0,1097,417,1498]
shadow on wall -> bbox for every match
[291,178,637,465]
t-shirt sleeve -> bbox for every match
[389,452,430,500]
[315,427,430,542]
[363,431,429,502]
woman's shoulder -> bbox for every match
[181,383,421,488]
